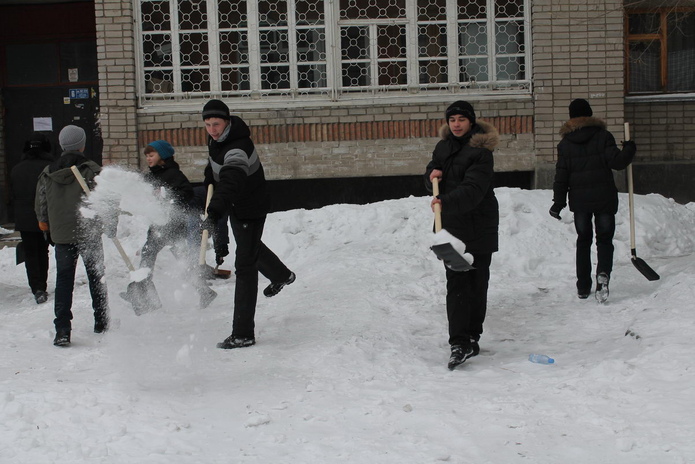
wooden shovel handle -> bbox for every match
[199,184,214,266]
[432,177,442,233]
[625,123,637,251]
[70,165,135,271]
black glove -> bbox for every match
[104,222,118,239]
[622,140,636,151]
[549,203,564,220]
[201,213,218,234]
[214,243,229,265]
[43,231,55,247]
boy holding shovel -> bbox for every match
[122,140,217,312]
[425,101,500,370]
[200,99,296,349]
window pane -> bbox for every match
[460,57,488,82]
[496,56,524,80]
[496,21,524,55]
[340,0,406,20]
[629,41,661,92]
[218,0,248,28]
[178,0,207,30]
[628,13,660,35]
[495,0,523,18]
[667,12,695,91]
[460,22,487,56]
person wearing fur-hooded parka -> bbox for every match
[550,98,636,301]
[424,100,500,368]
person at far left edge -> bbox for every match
[35,125,112,347]
[10,132,54,304]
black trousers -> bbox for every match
[20,231,49,295]
[573,212,615,292]
[445,253,492,347]
[229,214,291,339]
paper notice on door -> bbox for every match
[33,117,53,132]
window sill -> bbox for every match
[625,93,695,103]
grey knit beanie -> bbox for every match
[59,125,86,152]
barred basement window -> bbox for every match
[136,0,530,105]
[626,8,695,94]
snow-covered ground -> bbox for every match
[1,166,694,463]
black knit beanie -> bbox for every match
[445,100,476,125]
[202,99,230,120]
[569,99,593,119]
[23,131,51,153]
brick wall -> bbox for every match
[95,0,139,168]
[532,0,626,174]
[626,101,695,162]
[136,101,536,182]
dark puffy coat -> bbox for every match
[425,121,499,253]
[553,117,636,214]
[10,148,54,231]
[145,158,194,209]
[204,116,270,220]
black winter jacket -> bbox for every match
[204,116,270,220]
[553,117,636,214]
[425,121,500,254]
[145,158,194,209]
[10,148,54,231]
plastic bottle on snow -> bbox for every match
[528,354,555,364]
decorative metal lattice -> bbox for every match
[137,0,529,103]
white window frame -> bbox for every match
[135,0,532,109]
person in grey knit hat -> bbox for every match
[58,125,87,152]
[35,124,111,347]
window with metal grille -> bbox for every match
[626,8,695,94]
[137,0,530,105]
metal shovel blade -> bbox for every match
[431,243,475,272]
[632,252,660,281]
[120,279,162,315]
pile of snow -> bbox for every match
[1,165,694,463]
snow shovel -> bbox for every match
[430,177,474,272]
[198,184,231,278]
[70,166,162,314]
[624,123,659,281]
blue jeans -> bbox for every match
[573,212,615,292]
[54,242,109,331]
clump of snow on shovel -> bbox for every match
[432,229,474,267]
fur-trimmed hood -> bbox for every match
[439,120,499,151]
[559,116,606,137]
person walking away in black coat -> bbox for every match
[10,132,54,304]
[138,140,217,307]
[200,99,296,350]
[550,99,636,303]
[425,101,500,369]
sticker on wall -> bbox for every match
[63,97,71,105]
[68,68,79,82]
[33,117,53,132]
[70,88,89,99]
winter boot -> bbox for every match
[470,339,480,357]
[595,272,609,304]
[216,335,256,350]
[94,317,109,334]
[263,271,296,297]
[53,329,71,347]
[448,344,474,370]
[34,290,49,305]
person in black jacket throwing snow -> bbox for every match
[201,100,296,350]
[550,99,636,303]
[425,101,500,370]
